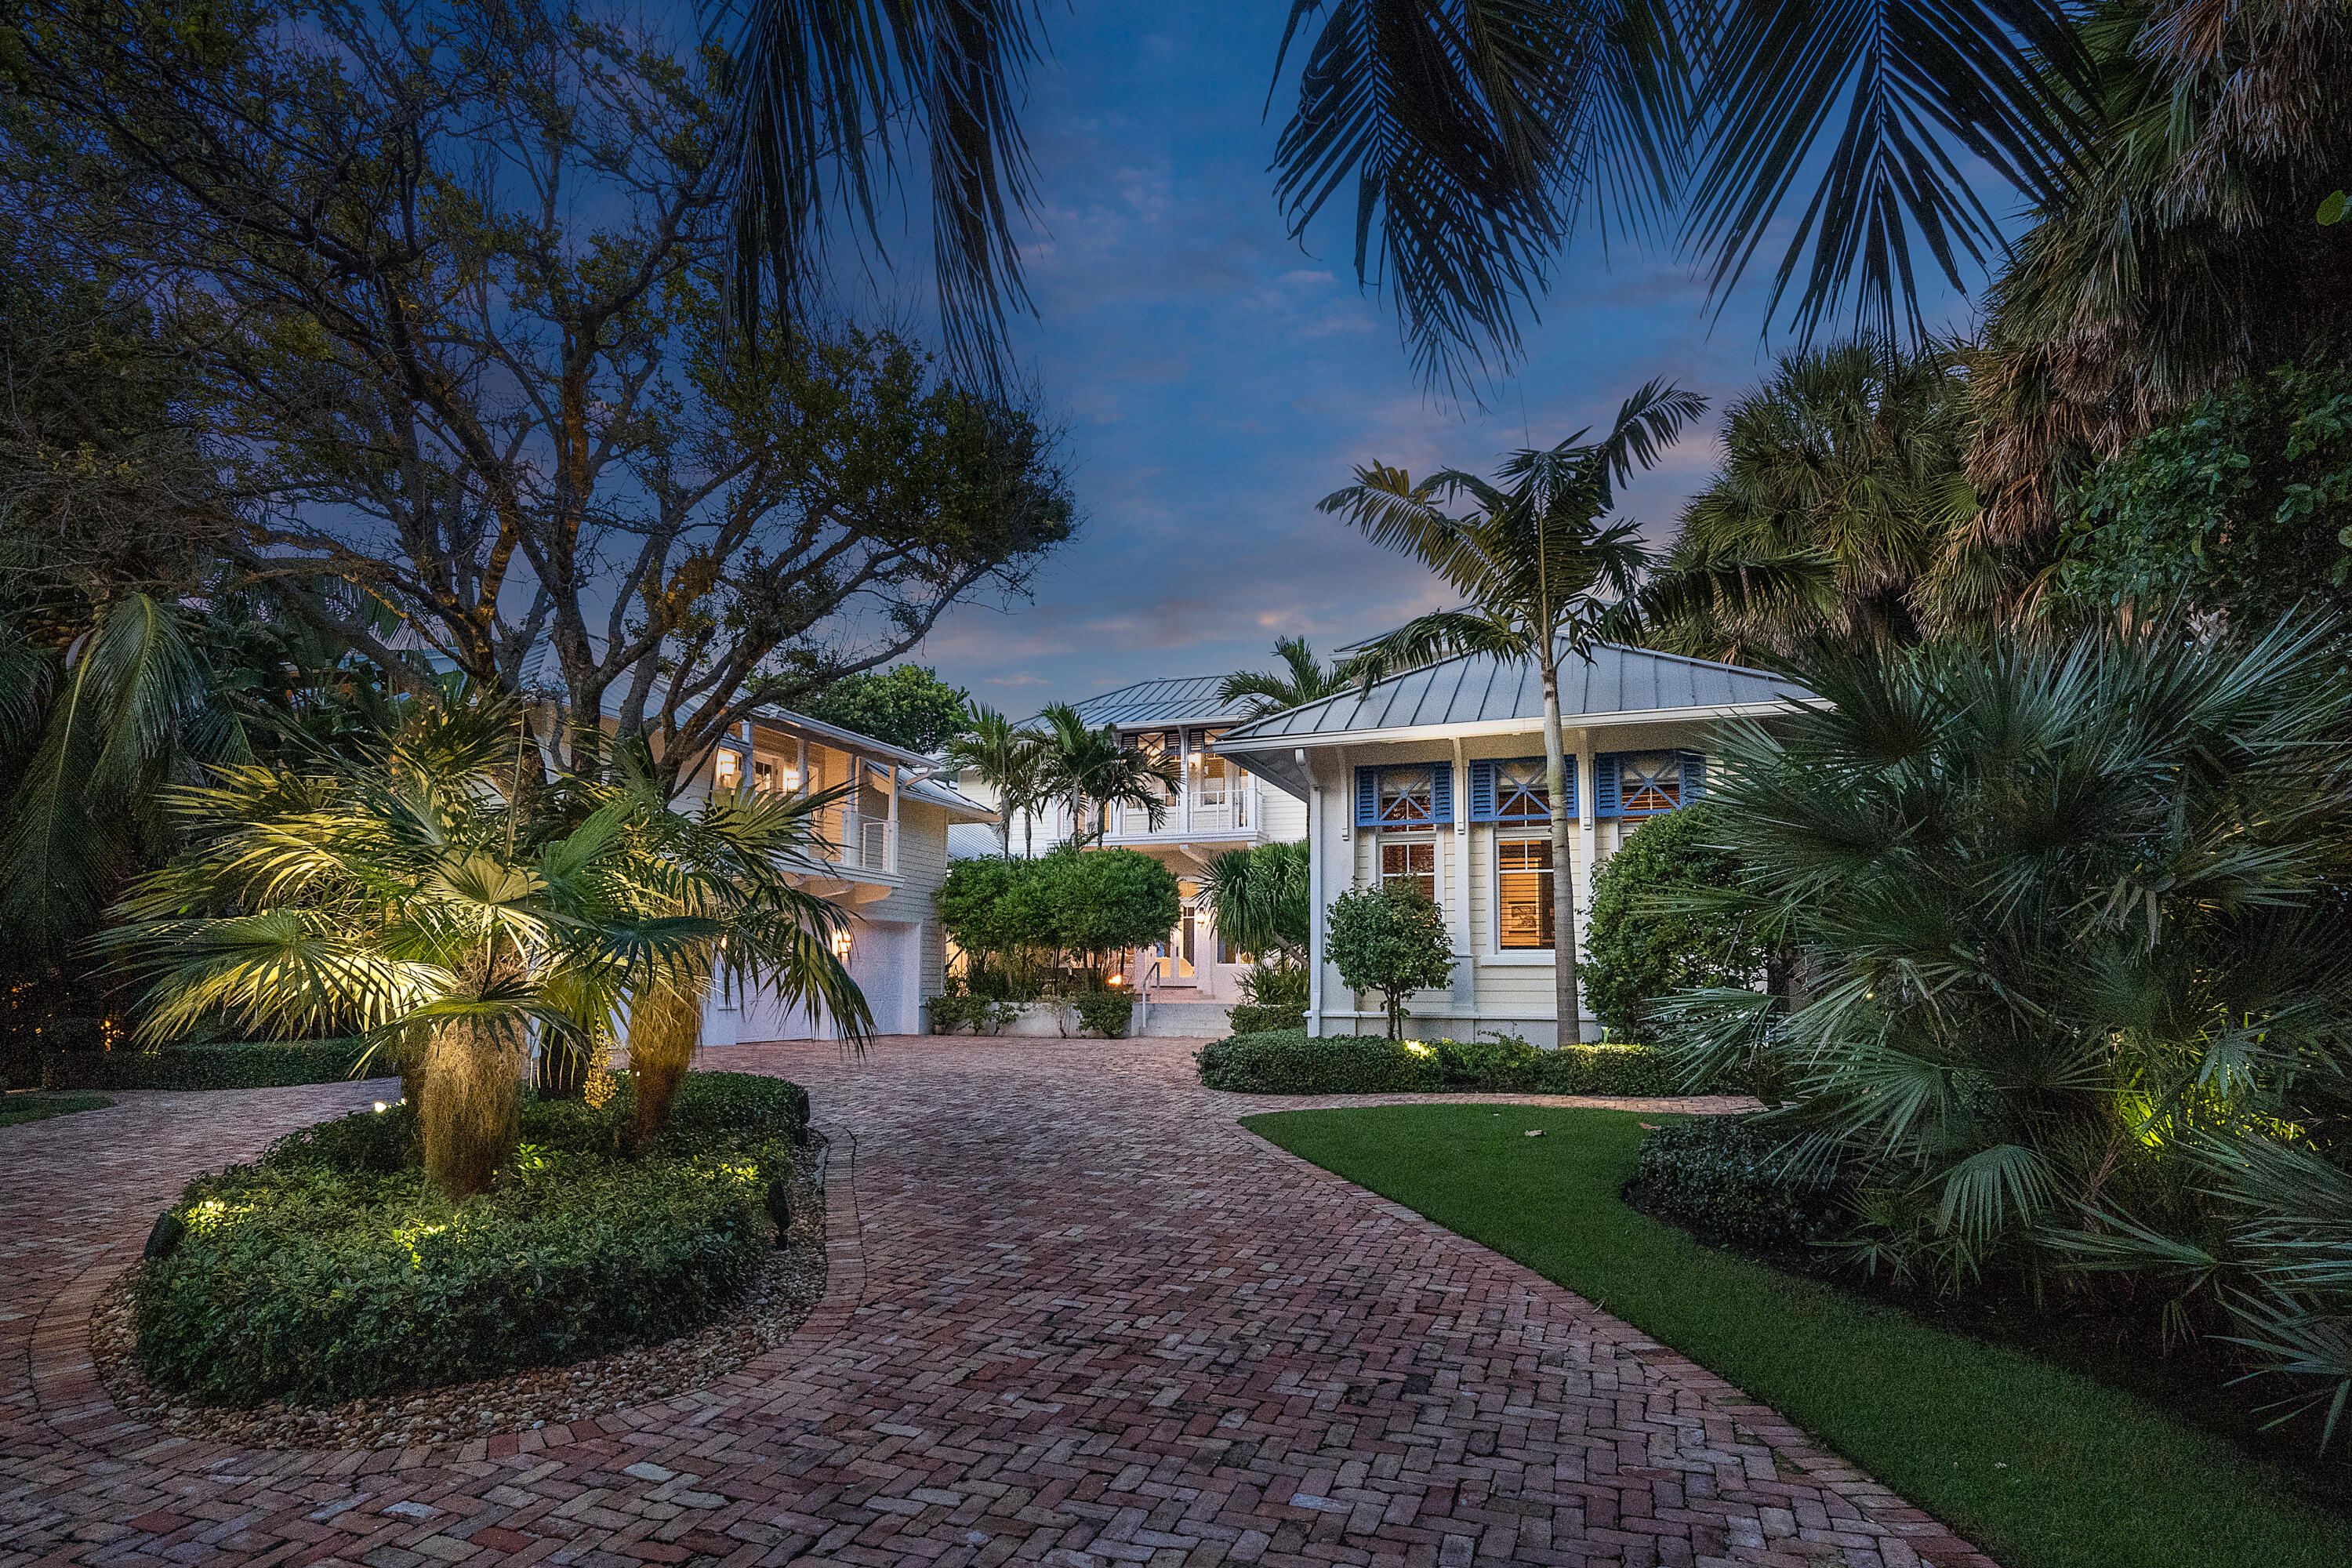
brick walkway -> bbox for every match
[0,1037,1993,1568]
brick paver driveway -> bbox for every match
[1,1036,1991,1568]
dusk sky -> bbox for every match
[866,0,1976,713]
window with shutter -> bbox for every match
[1357,764,1454,829]
[1597,751,1690,817]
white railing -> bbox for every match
[818,808,895,875]
[1109,789,1250,840]
[1138,956,1163,1032]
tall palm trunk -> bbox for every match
[421,1015,521,1198]
[627,976,703,1152]
[1539,655,1580,1043]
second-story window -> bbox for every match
[1193,731,1229,806]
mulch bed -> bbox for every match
[89,1136,831,1452]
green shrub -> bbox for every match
[134,1151,775,1406]
[1227,1003,1306,1036]
[1196,1029,1748,1097]
[0,1091,114,1127]
[927,993,1018,1034]
[135,1069,808,1406]
[1582,801,1779,1038]
[1196,1029,1441,1094]
[1069,989,1134,1038]
[1628,1116,1851,1250]
[42,1038,377,1091]
[1325,882,1454,1037]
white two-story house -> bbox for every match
[1214,644,1812,1044]
[677,706,996,1040]
[954,676,1307,1018]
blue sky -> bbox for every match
[874,1,1973,711]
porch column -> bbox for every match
[1575,730,1597,966]
[1305,748,1325,1037]
[1450,735,1475,1016]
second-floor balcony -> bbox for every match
[1105,781,1255,842]
[818,806,895,875]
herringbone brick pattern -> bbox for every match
[0,1037,1994,1567]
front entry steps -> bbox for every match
[1134,1000,1235,1038]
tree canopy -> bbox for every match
[804,665,973,754]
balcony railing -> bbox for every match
[1108,788,1251,840]
[815,807,895,875]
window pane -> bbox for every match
[1620,752,1682,813]
[1498,837,1554,949]
[1380,840,1437,906]
[1377,765,1435,828]
[1494,758,1550,821]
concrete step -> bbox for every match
[1133,1000,1236,1038]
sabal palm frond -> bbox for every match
[1202,840,1312,960]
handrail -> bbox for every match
[1138,956,1162,1032]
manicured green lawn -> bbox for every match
[0,1091,114,1127]
[1246,1103,2352,1568]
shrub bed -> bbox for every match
[1069,989,1134,1038]
[1627,1115,1852,1249]
[1196,1028,1749,1097]
[43,1038,378,1091]
[132,1071,804,1406]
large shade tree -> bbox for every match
[5,0,1076,794]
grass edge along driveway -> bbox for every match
[1243,1104,2352,1568]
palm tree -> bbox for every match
[98,695,855,1195]
[1,593,249,960]
[714,0,2092,389]
[1319,381,1705,1040]
[599,748,869,1149]
[1653,340,1982,662]
[1031,703,1180,848]
[1218,638,1361,721]
[945,705,1045,858]
[1201,840,1310,962]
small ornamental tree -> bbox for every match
[1583,800,1780,1039]
[1043,848,1179,982]
[1326,882,1456,1039]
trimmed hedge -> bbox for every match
[1196,1028,1748,1097]
[1227,1004,1306,1036]
[1627,1115,1852,1250]
[42,1038,379,1091]
[133,1071,804,1406]
[1069,990,1134,1038]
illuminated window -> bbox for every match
[1354,764,1455,829]
[1616,753,1682,814]
[1380,840,1437,905]
[1497,839,1554,950]
[714,750,742,789]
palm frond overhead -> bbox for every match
[1683,0,2090,343]
[711,0,1047,382]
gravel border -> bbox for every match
[90,1134,831,1452]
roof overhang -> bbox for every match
[1220,698,1817,800]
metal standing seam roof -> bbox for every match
[1030,674,1248,731]
[1214,645,1816,746]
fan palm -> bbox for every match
[1653,340,1983,662]
[1650,619,2352,1292]
[595,747,869,1149]
[1031,703,1181,848]
[945,705,1045,858]
[1218,638,1362,721]
[1319,379,1705,1038]
[1201,840,1312,961]
[714,0,2092,390]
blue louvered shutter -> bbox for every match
[1594,754,1620,818]
[1355,767,1378,827]
[1559,757,1577,818]
[1468,760,1496,822]
[1431,762,1454,825]
[1679,751,1707,804]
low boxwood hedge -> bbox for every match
[42,1038,380,1091]
[1627,1115,1853,1250]
[1196,1028,1748,1097]
[132,1070,804,1406]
